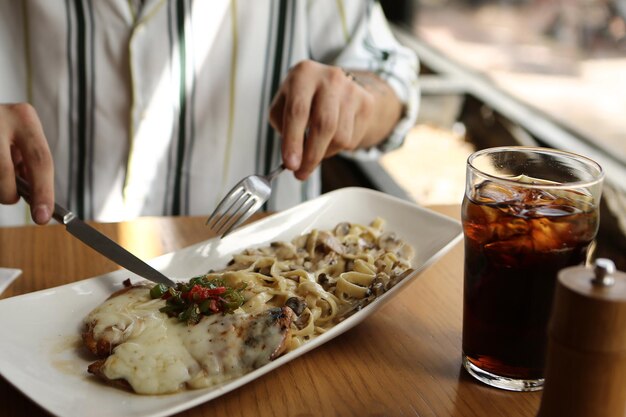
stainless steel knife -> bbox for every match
[16,176,175,287]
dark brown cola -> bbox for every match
[462,180,599,380]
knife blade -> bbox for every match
[16,176,175,287]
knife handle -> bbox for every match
[15,175,75,225]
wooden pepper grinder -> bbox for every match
[538,259,626,417]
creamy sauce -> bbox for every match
[49,334,85,377]
[84,287,287,394]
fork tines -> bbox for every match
[206,186,259,237]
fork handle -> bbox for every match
[267,164,286,182]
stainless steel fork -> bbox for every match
[206,164,286,237]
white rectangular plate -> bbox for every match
[0,187,462,417]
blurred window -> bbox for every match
[410,0,625,163]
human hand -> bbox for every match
[0,103,54,224]
[269,60,376,180]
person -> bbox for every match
[0,0,419,226]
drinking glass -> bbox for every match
[461,146,604,391]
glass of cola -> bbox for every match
[461,147,604,391]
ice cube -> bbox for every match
[529,204,580,218]
[525,188,558,206]
[530,217,571,251]
[464,222,495,245]
[494,218,530,240]
[484,236,533,267]
[474,181,523,204]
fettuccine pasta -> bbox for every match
[204,217,415,350]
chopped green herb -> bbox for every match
[149,283,168,299]
[151,275,246,325]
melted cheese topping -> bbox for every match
[86,287,287,394]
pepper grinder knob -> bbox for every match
[537,259,626,417]
[592,258,616,287]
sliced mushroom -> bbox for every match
[389,268,415,287]
[368,276,386,297]
[334,222,351,237]
[377,231,402,252]
[345,259,354,271]
[316,230,345,255]
[357,237,375,250]
[294,310,311,330]
[270,241,299,260]
[284,297,307,316]
[317,272,334,291]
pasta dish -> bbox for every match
[81,218,414,394]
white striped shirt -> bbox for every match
[0,0,419,226]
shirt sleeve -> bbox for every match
[308,0,420,158]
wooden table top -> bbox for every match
[0,205,542,417]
